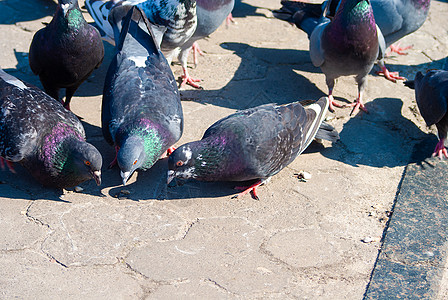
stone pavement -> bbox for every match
[0,0,447,298]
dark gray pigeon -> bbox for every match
[167,97,339,200]
[102,6,183,185]
[29,0,104,111]
[274,0,380,115]
[0,69,102,188]
[404,70,448,159]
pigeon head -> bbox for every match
[167,143,198,184]
[117,135,147,185]
[58,0,80,17]
[68,140,103,186]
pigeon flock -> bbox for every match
[0,0,444,199]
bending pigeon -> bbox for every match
[29,0,104,111]
[167,97,339,200]
[0,69,102,188]
[274,0,380,115]
[102,6,183,185]
[404,70,448,159]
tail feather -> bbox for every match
[316,121,339,142]
[273,0,327,36]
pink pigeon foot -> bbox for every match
[226,13,236,27]
[232,180,263,200]
[347,99,367,116]
[108,145,120,169]
[388,42,413,55]
[180,68,202,89]
[376,65,406,83]
[328,94,344,113]
[192,42,205,67]
[161,146,177,159]
[432,139,448,159]
[0,157,16,173]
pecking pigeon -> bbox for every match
[85,0,234,88]
[167,97,339,200]
[273,0,380,115]
[404,70,448,159]
[0,69,102,188]
[29,0,104,111]
[102,6,183,185]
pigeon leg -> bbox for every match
[0,157,16,173]
[232,180,263,200]
[108,145,120,169]
[432,139,448,159]
[192,42,205,67]
[327,86,344,113]
[180,67,203,89]
[388,42,413,55]
[63,86,78,111]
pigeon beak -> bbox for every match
[121,170,131,186]
[61,3,70,17]
[167,170,175,184]
[91,170,101,186]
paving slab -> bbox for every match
[0,0,447,298]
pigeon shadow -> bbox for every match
[0,0,56,25]
[321,97,438,168]
[231,0,267,18]
[180,42,326,111]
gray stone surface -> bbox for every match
[0,0,447,298]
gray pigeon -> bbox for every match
[0,69,102,188]
[167,97,339,200]
[274,0,380,115]
[29,0,104,111]
[102,6,183,185]
[274,0,430,82]
[404,70,448,159]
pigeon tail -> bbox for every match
[115,5,160,56]
[316,121,340,142]
[300,97,330,155]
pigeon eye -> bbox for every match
[84,160,91,166]
[133,159,138,165]
[176,161,184,167]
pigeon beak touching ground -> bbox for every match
[120,171,132,186]
[91,170,102,186]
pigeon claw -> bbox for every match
[347,100,367,116]
[180,74,203,89]
[233,180,263,200]
[432,140,448,159]
[388,42,413,56]
[377,67,406,83]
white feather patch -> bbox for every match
[128,56,148,67]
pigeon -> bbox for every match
[86,0,234,88]
[274,0,430,82]
[0,69,102,188]
[404,70,448,159]
[102,6,183,185]
[273,0,380,115]
[29,0,104,111]
[167,97,339,200]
